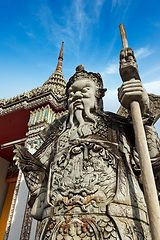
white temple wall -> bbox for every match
[7,174,28,240]
[29,219,38,240]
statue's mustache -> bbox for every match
[73,99,83,110]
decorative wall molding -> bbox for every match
[19,193,33,240]
[3,171,22,240]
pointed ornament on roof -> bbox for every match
[43,42,66,96]
[55,42,64,72]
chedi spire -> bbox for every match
[43,41,66,96]
[56,42,64,72]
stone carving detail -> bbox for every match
[14,59,160,239]
[49,128,118,215]
[119,47,140,82]
[35,216,120,240]
[52,218,98,240]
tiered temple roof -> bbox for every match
[0,42,67,164]
[0,42,66,115]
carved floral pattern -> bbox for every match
[38,216,120,240]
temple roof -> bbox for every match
[0,42,67,115]
[43,42,66,94]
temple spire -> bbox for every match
[55,42,64,72]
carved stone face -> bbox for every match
[68,79,96,112]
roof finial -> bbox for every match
[56,42,64,72]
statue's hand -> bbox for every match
[13,144,46,194]
[118,79,150,115]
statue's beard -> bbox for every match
[68,101,96,136]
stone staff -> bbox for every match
[119,23,160,240]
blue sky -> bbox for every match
[0,0,160,131]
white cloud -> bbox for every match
[36,1,92,54]
[142,66,160,78]
[102,62,118,76]
[36,0,106,55]
[144,80,160,95]
[111,0,117,9]
[26,32,35,38]
[68,0,91,41]
[111,0,131,17]
[135,46,153,59]
[103,89,120,113]
[94,0,106,17]
[152,22,160,28]
[19,22,27,28]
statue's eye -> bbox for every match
[82,87,90,93]
[69,92,74,97]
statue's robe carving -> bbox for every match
[14,110,160,240]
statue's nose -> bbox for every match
[73,91,83,100]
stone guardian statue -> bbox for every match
[14,50,160,240]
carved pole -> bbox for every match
[119,23,160,240]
